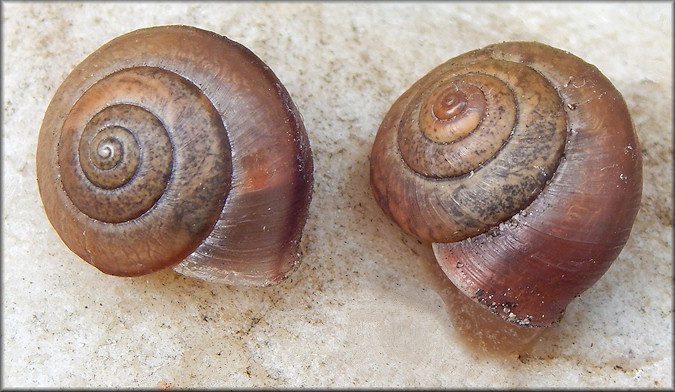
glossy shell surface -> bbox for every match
[36,26,313,285]
[370,42,642,326]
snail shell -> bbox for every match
[370,42,642,326]
[36,26,313,286]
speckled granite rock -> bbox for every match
[2,2,672,388]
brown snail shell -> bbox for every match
[370,42,642,327]
[36,25,313,286]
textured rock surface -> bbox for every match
[2,2,672,388]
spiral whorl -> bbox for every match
[37,26,313,283]
[372,46,568,243]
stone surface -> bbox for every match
[2,2,672,388]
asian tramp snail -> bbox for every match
[370,42,643,327]
[36,26,313,286]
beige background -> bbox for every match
[2,2,672,388]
